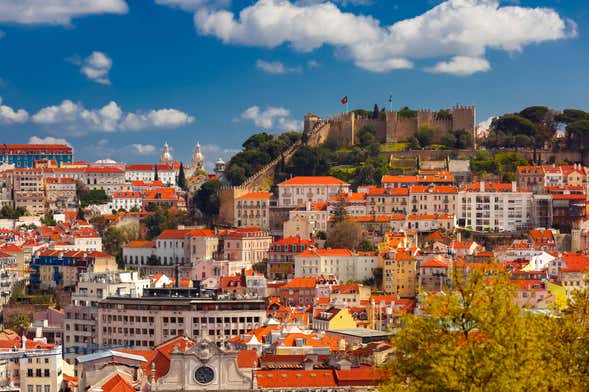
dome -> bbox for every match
[160,142,173,165]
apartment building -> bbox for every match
[409,185,457,214]
[97,288,266,348]
[267,236,314,280]
[294,248,378,283]
[63,271,150,362]
[125,164,176,186]
[123,229,218,269]
[277,176,350,208]
[83,167,127,195]
[219,228,272,264]
[11,168,46,215]
[366,187,409,215]
[108,191,143,211]
[234,192,271,229]
[30,250,118,290]
[383,248,418,298]
[44,177,76,210]
[456,182,533,232]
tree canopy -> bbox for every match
[225,131,302,185]
[381,268,589,391]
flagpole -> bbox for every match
[346,98,349,114]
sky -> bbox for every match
[0,0,587,170]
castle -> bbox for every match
[218,105,476,226]
[304,105,476,146]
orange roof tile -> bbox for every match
[256,370,337,388]
[100,374,135,392]
[237,350,259,368]
[282,277,317,289]
[237,192,272,200]
[279,176,349,186]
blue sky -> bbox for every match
[0,0,587,169]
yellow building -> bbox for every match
[383,248,417,297]
[234,192,271,229]
[312,307,357,331]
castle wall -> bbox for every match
[395,117,419,142]
[355,118,387,142]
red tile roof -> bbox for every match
[237,350,259,368]
[297,248,354,257]
[420,259,449,268]
[279,176,349,186]
[237,192,272,200]
[256,369,337,388]
[100,374,135,392]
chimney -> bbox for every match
[512,181,517,193]
[306,201,311,211]
[480,181,485,192]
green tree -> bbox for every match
[154,165,159,181]
[414,127,434,148]
[442,129,473,149]
[7,314,31,337]
[566,120,589,155]
[556,109,589,125]
[104,222,139,260]
[192,179,221,220]
[326,220,363,249]
[358,126,377,147]
[177,162,187,191]
[381,269,554,391]
[331,195,349,224]
[373,104,380,119]
[144,205,190,239]
[40,213,56,226]
[357,238,375,251]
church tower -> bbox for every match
[160,142,173,165]
[191,142,205,173]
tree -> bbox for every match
[104,222,139,261]
[358,126,377,147]
[556,109,589,125]
[144,205,190,239]
[7,314,31,337]
[414,127,434,148]
[40,213,57,226]
[77,207,85,220]
[326,220,363,249]
[192,179,221,220]
[442,129,473,149]
[381,268,555,391]
[331,195,349,224]
[177,162,187,191]
[357,238,375,251]
[154,165,159,181]
[566,120,589,155]
[373,104,380,119]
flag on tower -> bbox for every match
[341,96,348,105]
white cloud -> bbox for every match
[80,51,112,85]
[256,60,302,74]
[191,0,576,74]
[31,100,194,135]
[0,97,29,124]
[129,144,157,155]
[28,136,71,146]
[0,0,128,25]
[426,56,490,76]
[240,106,301,131]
